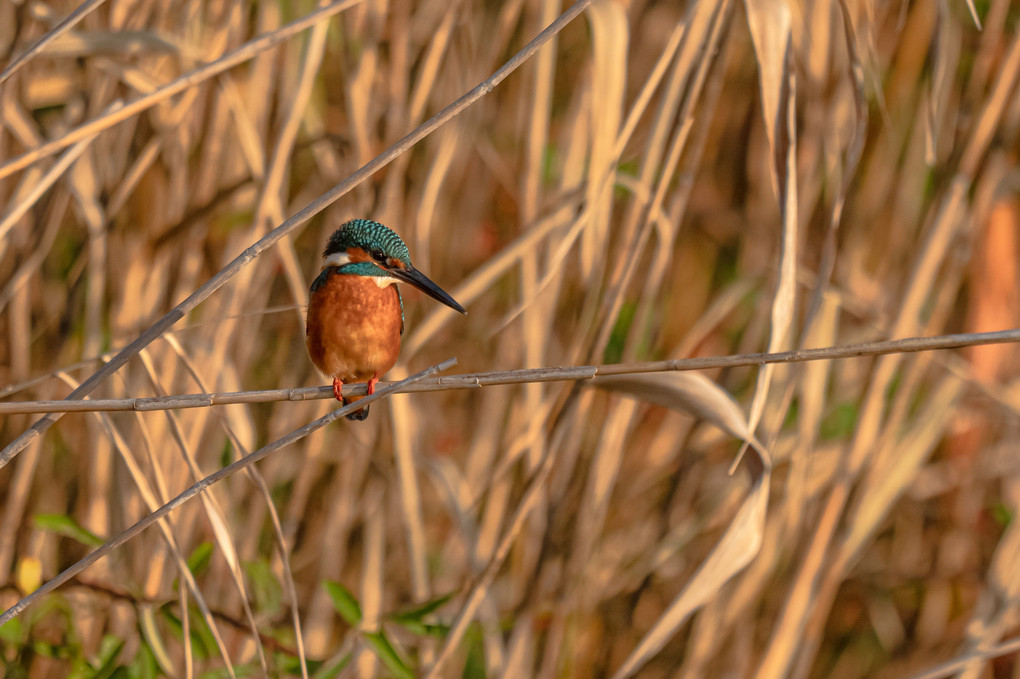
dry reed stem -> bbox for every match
[0,103,117,242]
[0,0,365,180]
[741,0,796,476]
[909,633,1020,679]
[0,0,109,85]
[3,328,1018,414]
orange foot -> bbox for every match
[366,373,379,395]
[332,377,344,402]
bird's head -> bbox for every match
[323,219,466,314]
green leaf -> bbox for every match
[991,502,1013,528]
[323,581,362,625]
[65,634,123,679]
[388,592,454,624]
[198,662,259,679]
[244,559,282,615]
[34,639,68,659]
[187,542,214,576]
[90,635,125,679]
[364,630,414,679]
[126,641,159,679]
[461,625,487,679]
[33,514,104,547]
[311,653,352,679]
[389,591,453,636]
[821,402,859,441]
[219,439,235,468]
[392,620,450,638]
[0,616,24,643]
[603,301,637,364]
[160,607,216,660]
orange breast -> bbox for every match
[306,271,403,384]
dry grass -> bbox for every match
[2,0,1020,677]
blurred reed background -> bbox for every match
[2,0,1020,677]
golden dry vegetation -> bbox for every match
[2,0,1020,677]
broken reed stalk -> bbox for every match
[2,328,1017,415]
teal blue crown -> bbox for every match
[323,219,411,265]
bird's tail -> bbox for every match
[343,394,370,421]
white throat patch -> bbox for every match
[369,276,397,288]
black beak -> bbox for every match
[390,265,467,314]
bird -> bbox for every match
[305,218,466,420]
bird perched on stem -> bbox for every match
[306,219,466,420]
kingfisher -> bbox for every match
[306,218,466,420]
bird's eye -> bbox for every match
[371,250,387,264]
